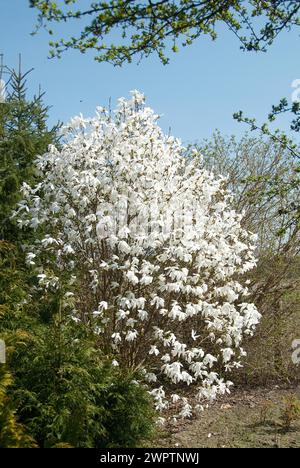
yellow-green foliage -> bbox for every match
[0,365,34,448]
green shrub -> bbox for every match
[97,374,155,448]
[11,316,155,448]
[280,395,300,432]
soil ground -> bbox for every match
[154,386,300,448]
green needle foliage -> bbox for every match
[0,240,35,448]
[0,65,60,446]
[29,1,300,66]
[0,364,35,448]
[0,66,60,242]
[11,316,155,448]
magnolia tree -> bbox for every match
[14,91,260,417]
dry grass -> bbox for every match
[154,386,300,448]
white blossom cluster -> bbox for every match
[14,91,261,416]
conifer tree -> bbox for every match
[0,62,59,447]
[0,63,60,242]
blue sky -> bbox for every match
[1,0,299,144]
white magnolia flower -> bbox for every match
[191,329,200,341]
[126,270,139,284]
[180,403,193,418]
[138,309,148,321]
[125,330,138,342]
[98,301,108,311]
[112,333,122,343]
[171,394,181,404]
[26,252,36,266]
[222,348,235,363]
[149,345,160,356]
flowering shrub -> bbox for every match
[14,91,260,417]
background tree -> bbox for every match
[194,132,300,384]
[233,102,300,233]
[29,1,300,66]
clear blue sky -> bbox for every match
[1,0,299,144]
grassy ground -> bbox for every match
[155,386,300,448]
